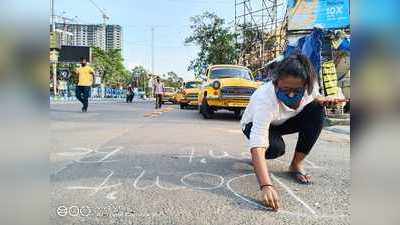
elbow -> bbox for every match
[250,147,266,162]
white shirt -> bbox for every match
[240,81,321,150]
[153,82,165,94]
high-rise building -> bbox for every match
[106,25,123,50]
[53,23,122,51]
[54,29,74,47]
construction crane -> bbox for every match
[54,13,79,31]
[88,0,110,25]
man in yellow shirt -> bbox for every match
[75,58,95,112]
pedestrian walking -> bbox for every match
[153,77,164,109]
[126,84,134,103]
[241,53,345,211]
[75,58,95,112]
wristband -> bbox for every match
[260,184,274,190]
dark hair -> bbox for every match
[272,53,317,95]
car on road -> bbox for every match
[179,80,202,109]
[174,91,184,105]
[197,65,261,119]
[162,87,177,104]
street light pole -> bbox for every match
[149,27,155,99]
[151,27,154,74]
[51,0,58,96]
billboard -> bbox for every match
[59,46,91,63]
[288,0,350,31]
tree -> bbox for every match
[163,71,184,88]
[185,12,239,78]
[236,23,278,72]
[92,47,130,87]
[237,23,261,58]
[131,65,148,90]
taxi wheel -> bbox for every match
[200,99,213,119]
[234,109,243,119]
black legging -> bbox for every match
[243,101,325,159]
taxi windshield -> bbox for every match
[209,68,253,80]
[184,82,201,89]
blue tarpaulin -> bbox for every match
[301,28,323,75]
[338,38,350,53]
[284,28,324,75]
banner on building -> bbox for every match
[288,0,350,31]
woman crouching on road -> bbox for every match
[241,53,343,211]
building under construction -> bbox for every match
[235,0,288,72]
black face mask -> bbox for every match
[81,63,87,67]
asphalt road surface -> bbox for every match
[50,101,350,225]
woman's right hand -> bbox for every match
[315,96,347,106]
[261,185,280,211]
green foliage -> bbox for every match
[162,71,184,88]
[238,23,261,54]
[91,47,131,86]
[131,65,149,91]
[185,12,239,78]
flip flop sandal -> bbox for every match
[290,171,312,185]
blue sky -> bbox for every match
[52,0,236,80]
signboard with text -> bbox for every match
[288,0,350,31]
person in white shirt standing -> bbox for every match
[241,53,345,211]
[153,77,165,109]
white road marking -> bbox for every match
[106,191,118,200]
[66,170,122,198]
[133,167,186,191]
[51,129,129,176]
[55,147,95,157]
[180,172,224,190]
[226,173,348,218]
[209,150,230,159]
[270,173,317,215]
[133,167,155,190]
[75,146,122,163]
[155,176,186,191]
[175,148,197,163]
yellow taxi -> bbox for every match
[179,80,202,109]
[197,65,261,119]
[174,91,184,104]
[162,87,177,104]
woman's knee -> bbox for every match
[266,139,285,159]
[304,101,325,125]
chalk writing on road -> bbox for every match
[59,146,346,219]
[55,146,123,163]
[66,169,122,198]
